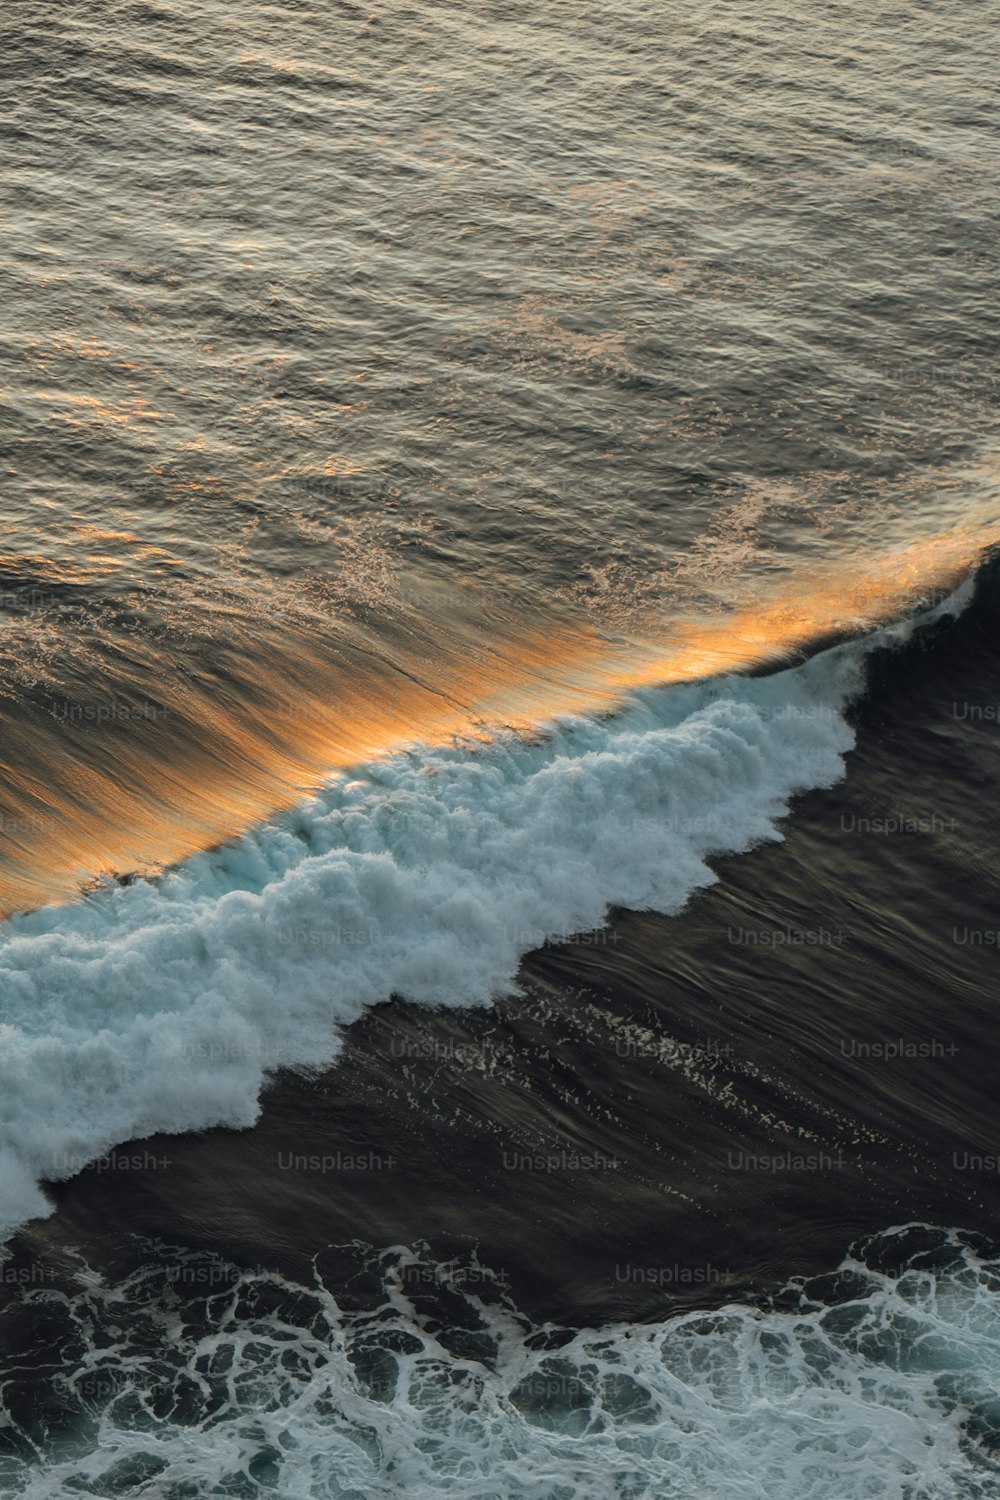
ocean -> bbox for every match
[1,0,1000,1494]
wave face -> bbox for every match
[0,586,971,1247]
[2,1225,999,1499]
[0,513,987,921]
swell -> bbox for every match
[0,553,983,1247]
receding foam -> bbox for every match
[3,1226,999,1499]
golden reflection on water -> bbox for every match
[0,524,991,919]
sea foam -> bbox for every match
[3,1225,999,1499]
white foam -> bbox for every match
[0,591,968,1244]
[4,1227,1000,1498]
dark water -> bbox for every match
[2,0,1000,1495]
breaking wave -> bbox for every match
[0,576,975,1246]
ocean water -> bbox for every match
[2,0,1000,1494]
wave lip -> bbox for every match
[0,575,975,1246]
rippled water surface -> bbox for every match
[2,0,998,905]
